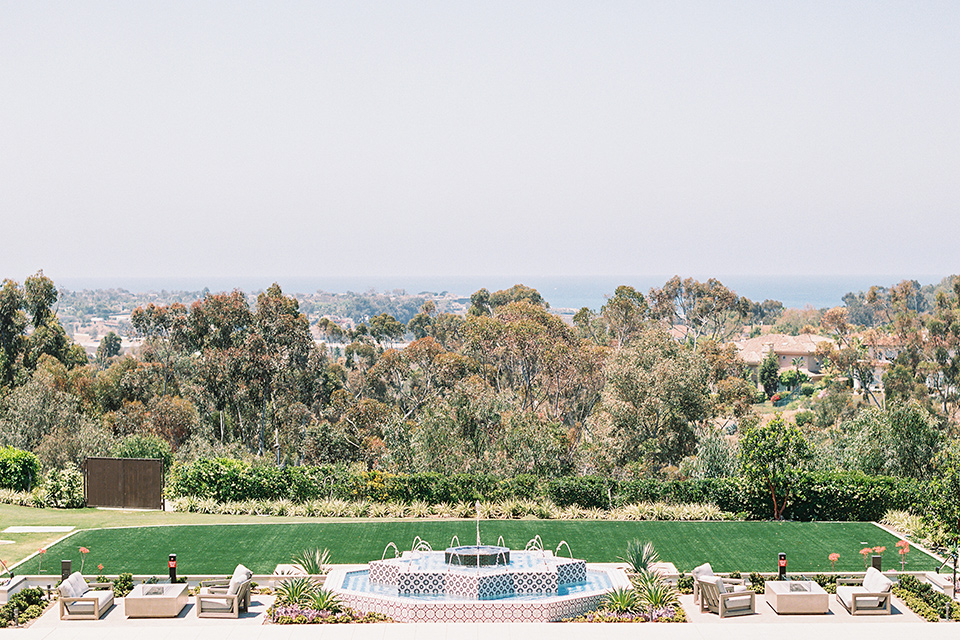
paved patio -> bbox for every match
[8,589,958,640]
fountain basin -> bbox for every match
[445,544,510,567]
[328,550,629,622]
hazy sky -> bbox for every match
[2,2,958,282]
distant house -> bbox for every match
[734,333,835,382]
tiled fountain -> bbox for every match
[326,515,628,622]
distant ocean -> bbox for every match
[56,274,945,311]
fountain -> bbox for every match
[326,503,629,622]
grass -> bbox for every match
[4,508,935,577]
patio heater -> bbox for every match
[168,553,177,582]
[778,552,787,580]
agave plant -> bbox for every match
[619,539,660,575]
[308,588,343,613]
[635,575,679,619]
[368,501,392,518]
[410,500,432,518]
[292,547,331,575]
[603,587,640,613]
[274,576,320,606]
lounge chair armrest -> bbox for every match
[86,582,113,589]
[836,577,862,586]
[200,579,230,588]
[720,590,755,602]
[61,595,99,606]
[720,577,745,586]
[197,591,239,602]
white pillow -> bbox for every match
[59,578,77,599]
[69,572,89,596]
[863,568,892,593]
[713,575,727,594]
[692,563,714,580]
[231,564,252,582]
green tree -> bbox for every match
[600,285,648,349]
[599,328,710,467]
[96,331,122,364]
[739,414,811,520]
[759,349,780,398]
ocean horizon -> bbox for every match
[54,274,947,312]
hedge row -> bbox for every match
[0,446,40,492]
[167,458,925,522]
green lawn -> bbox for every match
[10,519,935,577]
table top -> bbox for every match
[127,583,189,598]
[764,580,827,595]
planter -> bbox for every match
[0,575,27,604]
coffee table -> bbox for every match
[764,580,829,614]
[124,583,189,618]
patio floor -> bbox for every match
[8,590,957,640]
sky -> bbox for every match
[2,1,958,283]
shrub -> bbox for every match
[547,476,610,509]
[0,447,40,492]
[110,434,173,474]
[794,410,814,427]
[43,466,85,508]
[0,588,46,626]
[113,573,134,597]
[800,383,815,397]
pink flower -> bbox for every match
[873,546,886,554]
[79,547,89,554]
[98,564,104,572]
[829,553,839,562]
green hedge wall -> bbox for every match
[166,458,925,522]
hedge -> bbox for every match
[167,458,927,522]
[0,446,40,492]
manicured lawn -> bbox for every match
[11,519,934,576]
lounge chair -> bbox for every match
[690,562,747,606]
[836,567,893,615]
[698,576,756,618]
[58,572,115,620]
[196,564,253,618]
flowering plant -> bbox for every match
[38,548,46,573]
[829,553,839,571]
[859,547,872,567]
[896,540,909,570]
[79,546,90,573]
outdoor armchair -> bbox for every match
[836,567,893,615]
[690,562,747,606]
[697,576,756,618]
[196,564,253,618]
[58,572,115,620]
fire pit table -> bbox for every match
[764,580,829,614]
[124,583,189,618]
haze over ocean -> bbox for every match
[54,274,944,312]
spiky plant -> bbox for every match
[635,575,679,619]
[274,576,320,606]
[619,539,660,575]
[410,500,432,518]
[308,588,343,613]
[368,501,391,518]
[603,587,640,614]
[292,548,331,575]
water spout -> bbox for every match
[476,500,482,547]
[411,536,433,552]
[450,535,460,548]
[381,542,399,561]
[556,540,573,559]
[497,535,505,548]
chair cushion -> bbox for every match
[731,585,750,593]
[837,585,882,609]
[723,595,753,610]
[227,564,253,595]
[862,567,892,593]
[199,597,235,612]
[63,589,112,614]
[692,563,714,580]
[61,572,89,599]
[713,575,727,594]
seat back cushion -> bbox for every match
[227,564,253,595]
[863,567,893,593]
[713,575,727,594]
[65,572,89,597]
[692,563,714,580]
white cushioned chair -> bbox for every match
[58,572,115,620]
[690,562,747,606]
[196,564,253,618]
[836,567,893,615]
[698,575,756,618]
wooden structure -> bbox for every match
[84,457,164,510]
